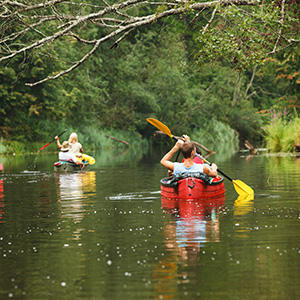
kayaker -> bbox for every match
[55,132,83,158]
[58,141,84,168]
[56,133,96,165]
[68,132,83,158]
[160,136,218,177]
[178,135,203,164]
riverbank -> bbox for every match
[0,129,149,155]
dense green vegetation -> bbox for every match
[0,1,299,154]
[264,109,300,153]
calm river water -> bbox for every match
[0,148,300,299]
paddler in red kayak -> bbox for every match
[160,135,218,177]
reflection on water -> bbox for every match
[262,154,300,191]
[233,194,255,239]
[152,196,225,299]
[93,148,146,167]
[25,152,40,171]
[205,139,239,164]
[161,196,225,265]
[0,180,3,223]
[56,172,96,222]
[234,194,254,216]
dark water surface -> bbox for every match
[0,150,300,299]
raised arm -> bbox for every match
[55,136,62,149]
[160,139,184,171]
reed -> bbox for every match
[191,120,239,154]
[0,140,24,154]
[264,109,300,152]
[78,127,149,151]
[0,126,149,155]
[0,138,7,155]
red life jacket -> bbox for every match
[181,156,203,164]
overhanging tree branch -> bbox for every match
[1,0,298,86]
[202,7,217,35]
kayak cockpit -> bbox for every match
[161,172,226,200]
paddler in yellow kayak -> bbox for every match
[55,132,95,165]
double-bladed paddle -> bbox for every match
[39,129,68,152]
[146,118,254,196]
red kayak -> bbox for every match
[161,194,226,218]
[161,173,226,200]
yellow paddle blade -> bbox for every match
[232,179,254,196]
[146,118,173,138]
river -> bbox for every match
[0,148,300,299]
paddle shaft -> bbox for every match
[196,154,233,182]
[39,129,68,152]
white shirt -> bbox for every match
[69,142,82,156]
[59,151,78,163]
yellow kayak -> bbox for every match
[81,154,96,165]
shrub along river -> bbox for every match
[0,147,300,299]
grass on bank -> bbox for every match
[191,120,240,155]
[0,128,149,155]
[0,121,241,156]
[264,110,300,153]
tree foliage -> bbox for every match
[0,0,299,148]
[196,0,299,70]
